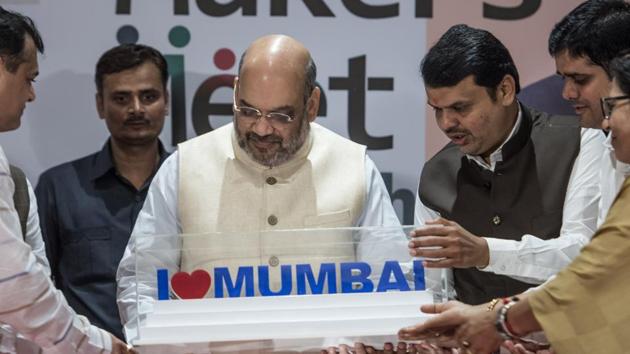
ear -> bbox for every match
[95,93,105,120]
[497,75,516,106]
[164,89,170,116]
[0,56,7,78]
[306,86,321,123]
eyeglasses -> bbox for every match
[600,95,630,120]
[232,85,295,127]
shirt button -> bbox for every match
[269,256,279,267]
[266,176,277,185]
[491,215,501,226]
[268,215,278,226]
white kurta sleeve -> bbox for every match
[116,152,181,342]
[0,146,111,354]
[480,128,604,284]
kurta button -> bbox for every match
[268,215,278,226]
[492,215,501,226]
[269,256,279,267]
[266,176,277,185]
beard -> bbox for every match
[237,116,310,167]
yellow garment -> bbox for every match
[530,177,630,353]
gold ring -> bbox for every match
[461,340,471,347]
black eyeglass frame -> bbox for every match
[600,95,630,120]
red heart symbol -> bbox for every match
[171,270,211,299]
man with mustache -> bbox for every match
[35,44,170,342]
[409,24,603,307]
[116,34,401,342]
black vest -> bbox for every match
[418,106,581,305]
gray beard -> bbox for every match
[237,117,310,167]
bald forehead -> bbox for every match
[239,35,310,80]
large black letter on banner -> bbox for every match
[116,0,131,14]
[270,0,334,17]
[483,0,540,20]
[342,0,398,18]
[174,0,190,14]
[196,0,256,16]
[329,56,393,150]
[415,0,432,18]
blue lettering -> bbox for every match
[259,265,292,296]
[214,266,255,298]
[376,261,410,292]
[157,269,169,300]
[340,262,374,293]
[413,260,426,290]
[296,263,336,295]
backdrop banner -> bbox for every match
[0,0,583,223]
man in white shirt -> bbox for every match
[116,34,402,342]
[408,24,603,305]
[0,6,130,354]
[548,0,630,227]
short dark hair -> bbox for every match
[610,53,630,97]
[0,6,44,73]
[95,44,168,94]
[238,50,317,105]
[549,0,630,74]
[421,24,520,100]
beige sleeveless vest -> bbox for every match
[177,123,366,296]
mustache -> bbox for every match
[124,116,150,125]
[444,127,470,135]
[246,132,282,144]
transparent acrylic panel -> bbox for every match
[131,226,450,353]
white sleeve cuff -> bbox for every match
[478,237,519,274]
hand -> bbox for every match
[398,301,503,354]
[408,218,489,268]
[110,335,136,354]
[502,339,554,354]
[324,342,419,354]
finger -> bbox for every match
[399,313,464,340]
[339,344,352,354]
[326,346,337,354]
[426,218,454,227]
[354,343,367,354]
[411,247,450,259]
[420,301,459,314]
[410,226,450,238]
[396,342,407,354]
[423,258,457,268]
[383,342,394,354]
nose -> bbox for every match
[27,85,36,102]
[129,96,145,114]
[602,117,611,131]
[561,80,578,101]
[251,115,274,136]
[437,109,459,132]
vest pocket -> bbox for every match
[303,209,351,227]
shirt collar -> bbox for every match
[466,104,522,171]
[89,139,169,181]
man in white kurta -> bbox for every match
[116,35,403,342]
